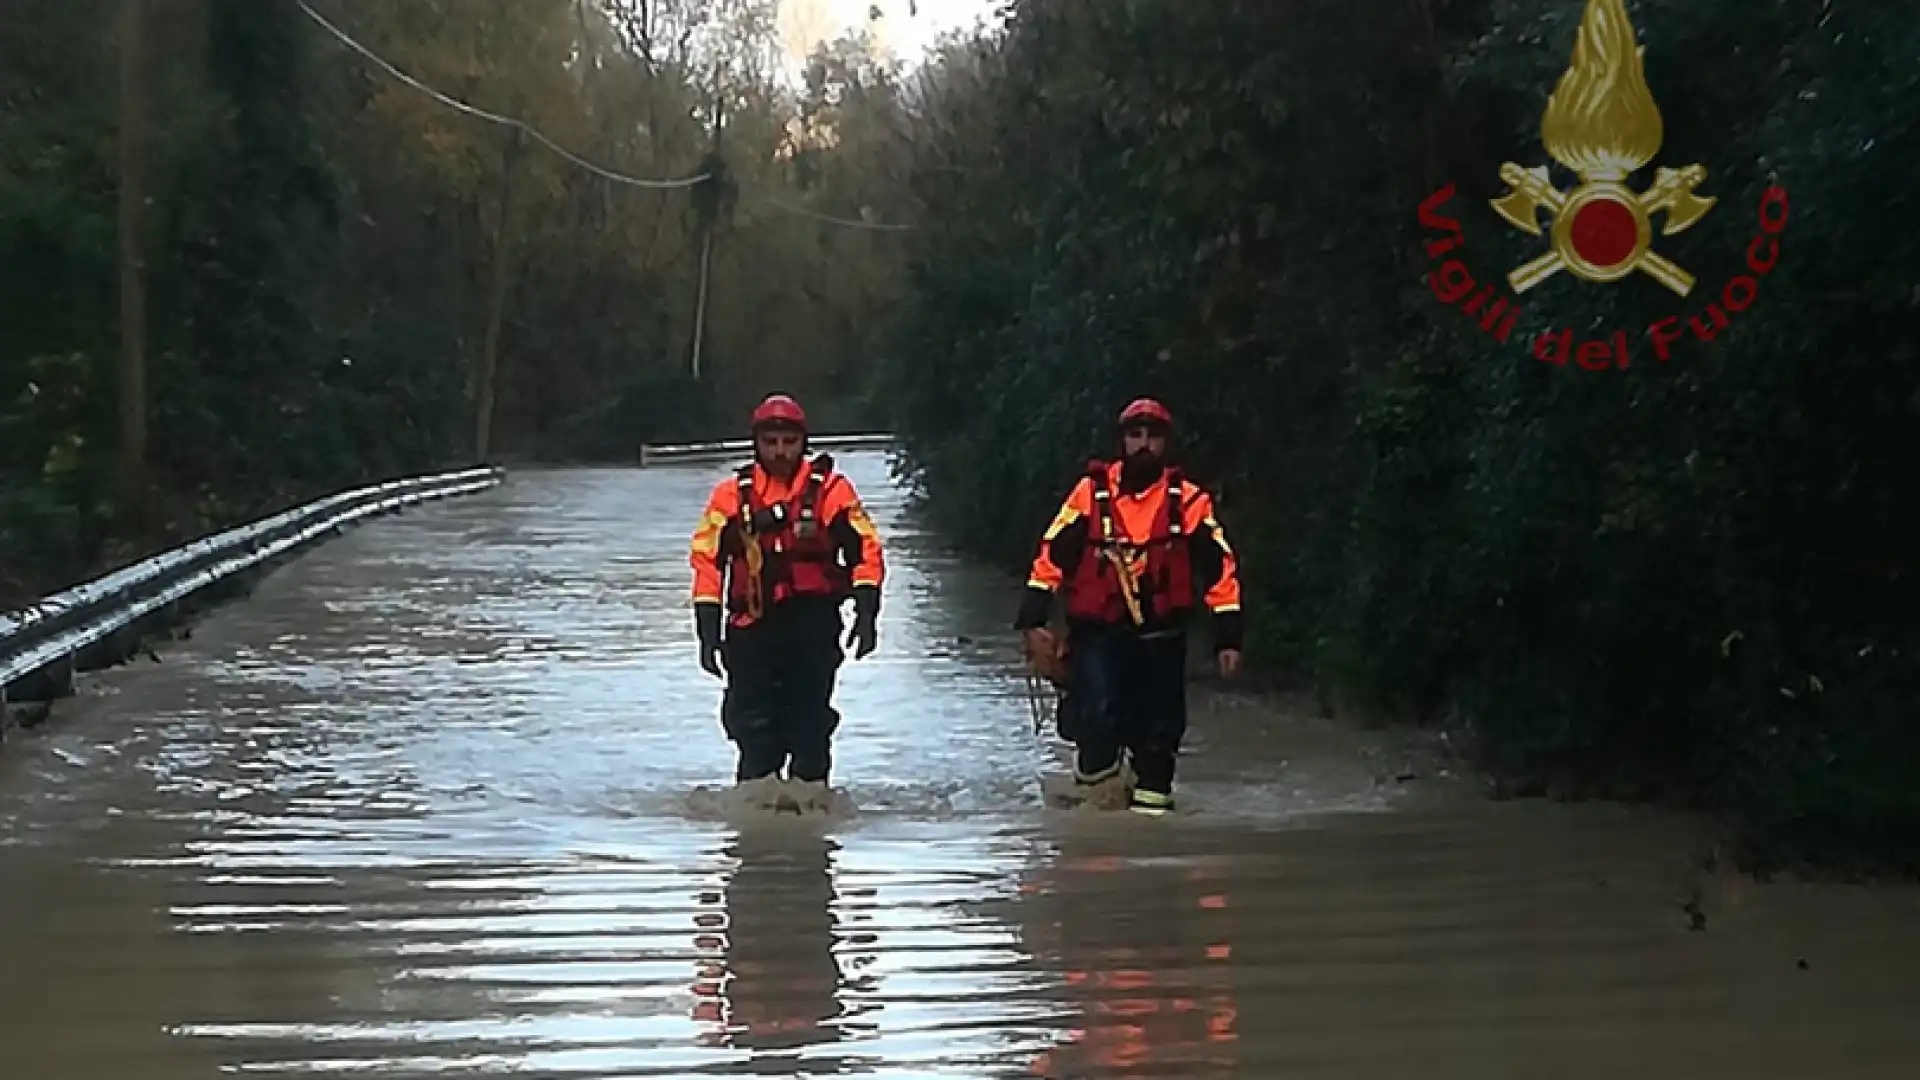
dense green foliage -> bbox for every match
[2,0,913,600]
[6,0,1915,873]
[885,0,1920,873]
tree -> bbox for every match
[881,0,1920,875]
[116,0,149,527]
[0,0,917,597]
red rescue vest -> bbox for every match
[1063,459,1195,626]
[725,456,849,620]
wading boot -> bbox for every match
[1128,788,1173,817]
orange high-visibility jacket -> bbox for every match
[1016,461,1242,648]
[690,456,884,627]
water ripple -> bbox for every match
[3,458,1918,1078]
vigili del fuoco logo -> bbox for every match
[1416,0,1790,371]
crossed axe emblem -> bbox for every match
[1491,162,1717,297]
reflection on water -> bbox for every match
[1,457,1919,1078]
[1022,827,1241,1079]
[692,824,855,1063]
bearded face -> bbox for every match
[1118,424,1167,491]
[754,426,805,480]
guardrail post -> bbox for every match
[80,623,137,674]
[7,653,75,704]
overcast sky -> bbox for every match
[784,0,1000,64]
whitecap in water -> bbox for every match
[683,775,860,822]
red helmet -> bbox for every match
[750,393,807,433]
[1117,397,1173,430]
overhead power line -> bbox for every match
[291,0,917,231]
[292,0,708,190]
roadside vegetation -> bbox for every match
[5,0,1913,875]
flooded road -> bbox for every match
[4,452,1919,1078]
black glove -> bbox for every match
[1212,608,1245,654]
[1013,584,1054,632]
[845,585,879,659]
[695,602,725,678]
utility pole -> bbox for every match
[475,129,523,463]
[688,61,724,381]
[689,223,714,380]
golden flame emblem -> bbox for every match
[1491,0,1716,296]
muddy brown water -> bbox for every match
[3,454,1917,1078]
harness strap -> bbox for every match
[733,458,842,621]
[1086,463,1143,625]
[1088,460,1116,545]
[798,454,833,539]
[734,464,755,529]
[734,464,765,621]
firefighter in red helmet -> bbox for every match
[1014,397,1243,816]
[689,393,885,788]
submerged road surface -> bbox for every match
[4,452,1919,1078]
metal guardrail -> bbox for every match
[640,433,895,466]
[0,466,504,719]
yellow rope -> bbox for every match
[1103,545,1146,626]
[740,514,765,623]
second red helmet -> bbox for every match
[1117,397,1173,430]
[750,393,808,432]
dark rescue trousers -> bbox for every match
[1060,623,1188,796]
[720,596,845,784]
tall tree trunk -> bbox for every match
[474,132,522,463]
[117,0,148,528]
